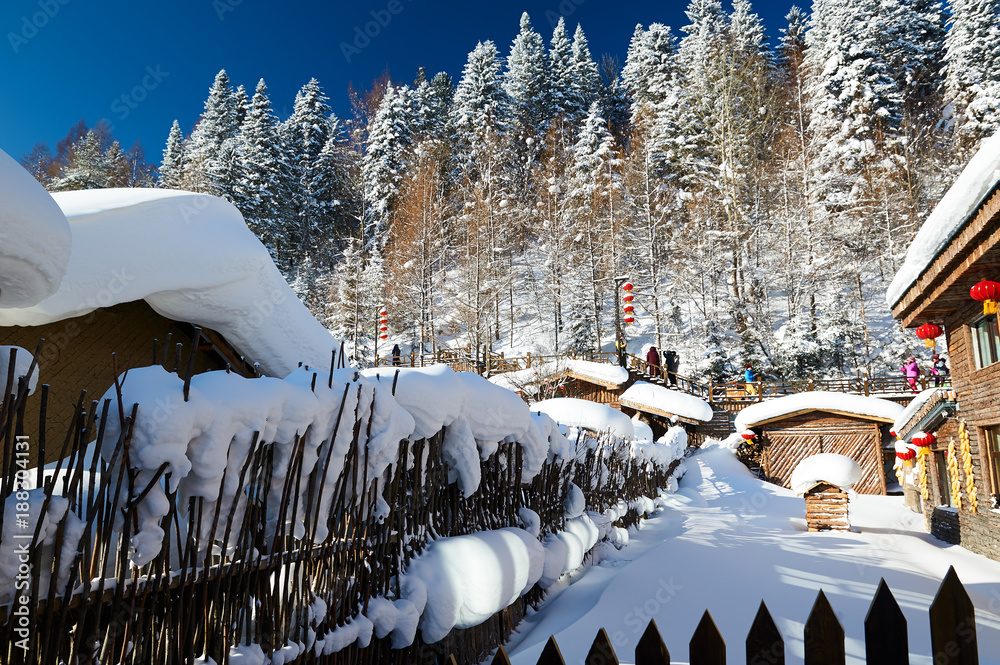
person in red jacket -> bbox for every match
[646,346,661,378]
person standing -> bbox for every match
[616,332,627,368]
[900,356,920,392]
[646,346,661,378]
[931,354,949,387]
[744,363,757,396]
[391,343,402,366]
[664,350,679,386]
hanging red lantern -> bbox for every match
[623,305,635,313]
[380,335,388,341]
[623,316,635,325]
[380,309,388,316]
[915,323,943,348]
[912,431,936,447]
[889,429,896,438]
[623,294,634,303]
[622,282,633,292]
[740,431,755,441]
[970,280,1000,315]
[896,449,916,461]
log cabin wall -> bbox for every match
[559,378,623,407]
[759,412,887,495]
[1,300,233,464]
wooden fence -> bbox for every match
[479,567,980,664]
[0,342,682,665]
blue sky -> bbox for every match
[0,0,797,163]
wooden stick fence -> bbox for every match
[0,342,682,665]
[483,568,980,664]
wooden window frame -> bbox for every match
[970,314,1000,370]
[934,449,952,507]
[982,425,1000,504]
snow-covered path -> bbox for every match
[503,446,1000,665]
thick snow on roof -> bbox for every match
[0,149,71,308]
[892,388,940,436]
[0,188,340,378]
[619,381,713,423]
[532,398,635,439]
[887,131,1000,308]
[734,391,903,431]
[562,359,629,386]
[790,453,863,495]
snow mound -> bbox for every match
[887,130,1000,308]
[619,381,713,422]
[0,188,341,378]
[532,398,635,440]
[790,453,863,495]
[734,391,903,431]
[361,365,550,492]
[0,148,71,308]
[400,527,544,643]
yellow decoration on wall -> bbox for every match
[894,457,904,487]
[919,447,930,501]
[947,438,962,509]
[959,422,979,514]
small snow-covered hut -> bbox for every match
[735,392,904,495]
[792,453,862,532]
[532,397,635,441]
[618,380,714,444]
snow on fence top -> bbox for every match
[887,130,1000,308]
[361,365,551,493]
[790,453,863,495]
[0,148,71,308]
[734,391,903,431]
[0,187,341,378]
[532,397,635,440]
[619,380,713,423]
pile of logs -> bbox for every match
[804,483,850,532]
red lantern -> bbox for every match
[912,432,936,447]
[623,316,635,325]
[380,309,388,316]
[622,282,633,292]
[971,280,1000,315]
[380,335,387,341]
[915,323,942,348]
[623,294,634,303]
[741,431,755,440]
[623,305,634,313]
[889,429,896,438]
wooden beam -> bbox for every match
[618,398,701,426]
[747,409,897,429]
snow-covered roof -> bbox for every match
[0,187,340,378]
[734,391,904,431]
[892,388,939,436]
[0,149,71,308]
[561,359,630,388]
[619,381,713,423]
[532,398,635,439]
[887,131,1000,308]
[790,453,863,495]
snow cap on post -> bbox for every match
[790,453,863,496]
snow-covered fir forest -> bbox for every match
[19,0,1000,381]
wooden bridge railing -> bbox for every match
[481,567,979,665]
[376,347,941,404]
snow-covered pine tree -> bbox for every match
[159,120,186,189]
[943,0,1000,158]
[183,69,240,198]
[547,18,579,128]
[49,130,111,190]
[362,84,416,246]
[233,79,293,269]
[505,12,550,142]
[570,25,603,121]
[326,237,386,366]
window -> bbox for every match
[984,426,1000,500]
[971,315,1000,369]
[935,451,952,506]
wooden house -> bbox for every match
[1,299,255,463]
[617,381,714,446]
[888,135,1000,562]
[734,393,902,495]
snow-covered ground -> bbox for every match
[502,445,1000,665]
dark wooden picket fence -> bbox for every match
[0,340,683,665]
[474,567,980,665]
